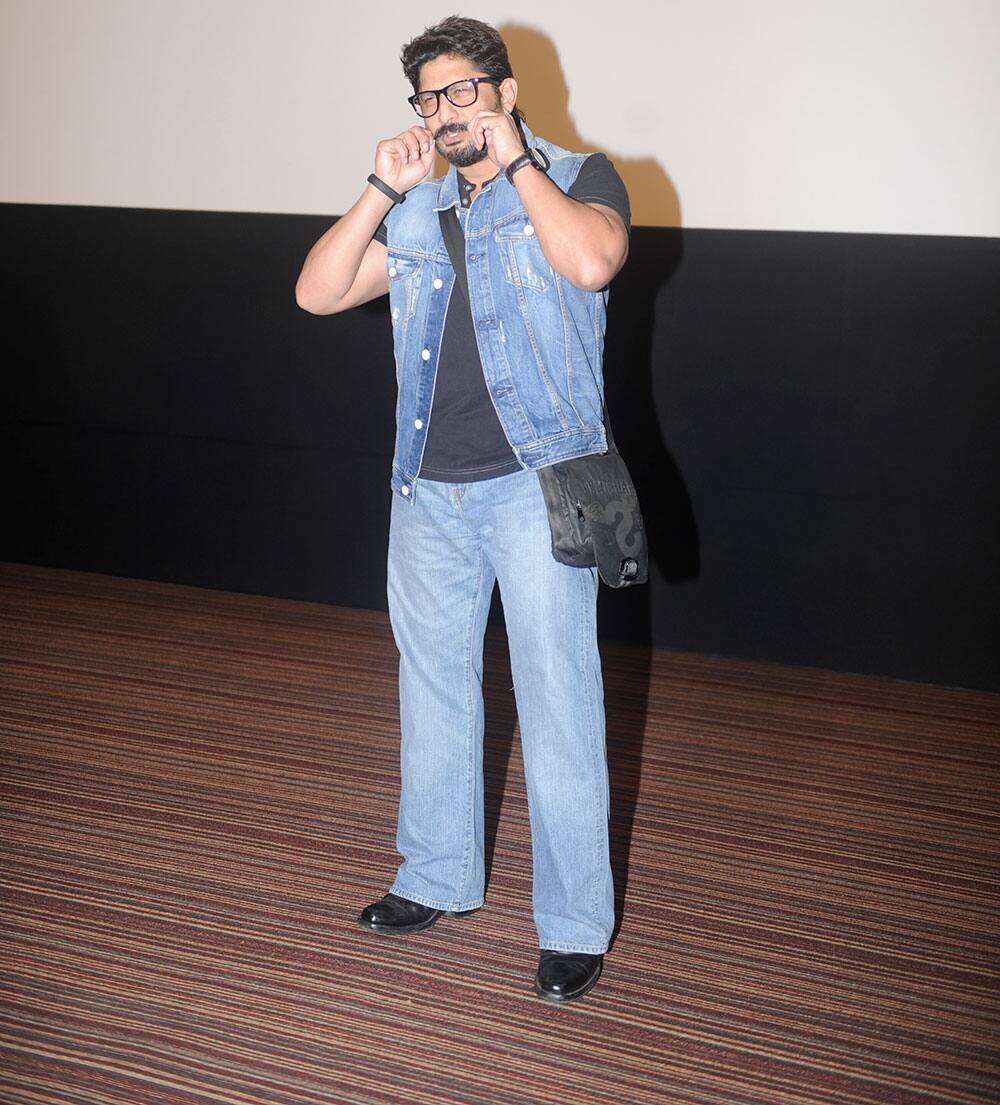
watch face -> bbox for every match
[530,148,550,172]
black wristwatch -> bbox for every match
[504,147,551,184]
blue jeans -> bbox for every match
[386,468,614,954]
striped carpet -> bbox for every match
[1,562,997,1105]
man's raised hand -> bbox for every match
[374,126,435,194]
[468,111,523,171]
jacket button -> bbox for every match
[421,349,431,361]
[389,266,397,277]
[433,278,443,289]
[401,485,410,496]
[524,224,535,236]
[414,419,423,429]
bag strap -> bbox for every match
[436,206,617,451]
[437,207,470,307]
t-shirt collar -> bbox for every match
[456,168,502,207]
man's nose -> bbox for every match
[436,95,460,126]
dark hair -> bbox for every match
[400,15,525,127]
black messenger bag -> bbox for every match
[534,423,648,588]
[437,206,648,589]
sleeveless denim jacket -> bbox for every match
[381,124,611,501]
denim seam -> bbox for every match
[540,941,608,955]
[578,566,604,927]
[456,543,487,904]
[560,277,584,425]
[512,427,604,449]
[406,283,450,481]
[387,886,485,913]
[508,257,569,431]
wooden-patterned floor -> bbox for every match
[1,562,997,1105]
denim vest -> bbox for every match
[382,124,610,501]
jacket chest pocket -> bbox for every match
[495,223,554,293]
[387,255,422,325]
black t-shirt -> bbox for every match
[375,152,630,482]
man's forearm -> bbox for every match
[511,168,628,292]
[295,183,393,314]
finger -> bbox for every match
[375,140,400,167]
[409,125,434,153]
[384,139,410,164]
[392,130,418,157]
[469,112,494,148]
[400,131,423,160]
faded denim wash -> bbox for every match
[387,469,614,954]
[381,124,610,502]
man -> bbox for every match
[295,16,630,1003]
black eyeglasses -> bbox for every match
[408,77,501,119]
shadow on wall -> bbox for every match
[494,25,698,940]
[500,22,700,594]
[500,23,681,228]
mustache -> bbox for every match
[433,122,468,141]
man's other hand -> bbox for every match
[374,127,436,194]
[468,111,524,171]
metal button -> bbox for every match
[421,349,431,361]
[414,419,423,429]
[433,278,443,290]
[389,266,397,277]
[401,485,410,496]
[524,224,535,236]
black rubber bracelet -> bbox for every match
[367,173,405,205]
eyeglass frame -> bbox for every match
[407,76,502,118]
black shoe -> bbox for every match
[357,892,479,935]
[533,950,603,1002]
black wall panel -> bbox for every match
[2,203,998,690]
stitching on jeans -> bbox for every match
[389,886,485,913]
[456,545,487,902]
[542,942,608,955]
[578,566,604,924]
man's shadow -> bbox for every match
[479,25,700,947]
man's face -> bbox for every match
[416,53,507,168]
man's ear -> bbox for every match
[500,76,518,113]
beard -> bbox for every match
[434,123,488,168]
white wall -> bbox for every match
[1,0,998,234]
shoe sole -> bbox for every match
[357,906,481,936]
[533,960,603,1003]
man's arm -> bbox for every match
[295,126,435,315]
[295,196,391,316]
[469,112,629,293]
[513,175,629,292]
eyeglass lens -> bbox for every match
[412,79,480,117]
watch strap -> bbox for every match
[504,147,549,184]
